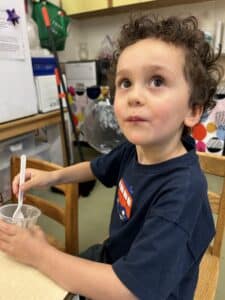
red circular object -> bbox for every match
[192,123,207,140]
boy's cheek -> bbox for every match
[113,101,121,118]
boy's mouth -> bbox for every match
[126,116,146,122]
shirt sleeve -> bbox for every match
[112,216,194,300]
[90,142,131,187]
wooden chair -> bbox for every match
[194,152,225,300]
[10,155,79,255]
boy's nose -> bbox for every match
[127,85,144,106]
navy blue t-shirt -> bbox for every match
[91,137,215,300]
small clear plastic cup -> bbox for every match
[0,204,41,228]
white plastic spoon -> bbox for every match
[12,154,26,220]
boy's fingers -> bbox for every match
[29,225,44,237]
[12,175,20,194]
[0,240,11,252]
[0,220,17,236]
[0,230,12,243]
[12,169,33,194]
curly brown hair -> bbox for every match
[109,15,224,135]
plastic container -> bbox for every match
[78,42,89,60]
[0,204,41,228]
[0,133,35,166]
[0,166,10,203]
[0,133,50,203]
[31,57,57,76]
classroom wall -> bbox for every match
[58,1,220,61]
[58,18,81,61]
[48,0,60,6]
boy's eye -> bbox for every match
[150,76,164,87]
[118,79,131,88]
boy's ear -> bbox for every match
[184,105,203,127]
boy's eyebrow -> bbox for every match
[116,64,176,77]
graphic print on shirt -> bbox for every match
[117,178,133,221]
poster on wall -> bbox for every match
[0,0,38,123]
[0,8,25,60]
[192,97,225,155]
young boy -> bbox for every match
[0,15,223,299]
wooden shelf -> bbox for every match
[68,0,214,19]
[0,111,63,141]
[0,110,69,165]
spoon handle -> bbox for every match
[18,154,26,206]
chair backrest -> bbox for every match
[10,155,79,255]
[197,152,225,258]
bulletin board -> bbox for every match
[192,97,225,155]
[0,0,37,123]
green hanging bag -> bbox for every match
[32,0,70,51]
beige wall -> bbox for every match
[58,0,225,78]
[48,0,60,6]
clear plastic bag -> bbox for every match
[97,35,115,60]
[82,99,125,154]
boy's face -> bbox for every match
[114,38,202,151]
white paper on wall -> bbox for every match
[0,9,25,60]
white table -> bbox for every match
[0,250,68,300]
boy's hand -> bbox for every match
[0,220,49,267]
[12,168,56,197]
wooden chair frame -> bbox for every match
[194,152,225,299]
[10,156,79,255]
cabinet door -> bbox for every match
[113,0,155,7]
[141,0,155,3]
[62,0,108,15]
[113,0,140,6]
[48,0,60,5]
